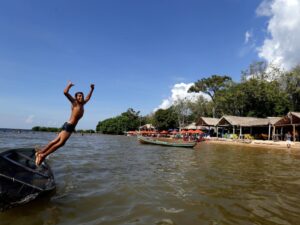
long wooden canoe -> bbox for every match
[137,135,196,148]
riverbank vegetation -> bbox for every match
[96,61,300,134]
[96,108,148,134]
[32,126,60,132]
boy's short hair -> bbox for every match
[75,92,84,98]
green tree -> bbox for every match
[281,65,300,111]
[241,61,285,81]
[218,78,290,117]
[188,75,232,117]
[241,61,268,81]
[96,108,142,134]
[188,95,213,120]
[173,97,193,130]
[216,83,246,116]
[121,108,140,131]
[153,107,178,131]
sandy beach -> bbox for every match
[195,137,300,152]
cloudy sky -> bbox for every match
[0,0,299,129]
[257,0,300,70]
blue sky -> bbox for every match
[0,0,286,129]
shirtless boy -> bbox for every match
[35,81,95,166]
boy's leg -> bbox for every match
[37,135,60,153]
[36,134,61,154]
[36,131,72,165]
[35,133,62,164]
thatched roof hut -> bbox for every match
[274,112,300,142]
[194,115,297,141]
[183,122,198,130]
[217,116,269,127]
[216,116,282,140]
[274,112,300,126]
[139,124,156,130]
[196,117,219,126]
[268,117,283,125]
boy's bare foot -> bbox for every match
[35,150,39,161]
[35,153,43,166]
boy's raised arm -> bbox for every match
[84,84,95,104]
[64,81,75,103]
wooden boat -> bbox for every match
[0,148,56,211]
[138,135,196,148]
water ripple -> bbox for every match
[0,132,300,225]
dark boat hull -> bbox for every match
[0,148,56,211]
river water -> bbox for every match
[0,131,300,225]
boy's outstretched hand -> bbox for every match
[90,84,95,89]
[68,81,74,87]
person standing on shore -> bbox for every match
[35,81,95,166]
[286,131,292,149]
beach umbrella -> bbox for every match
[160,130,168,134]
[149,130,157,134]
[194,129,203,134]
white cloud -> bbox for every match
[256,0,273,16]
[25,115,35,124]
[244,30,252,44]
[239,30,255,57]
[257,0,300,70]
[154,83,210,111]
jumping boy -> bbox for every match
[35,81,95,166]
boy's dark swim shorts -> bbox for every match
[61,122,76,133]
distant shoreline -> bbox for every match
[0,128,31,131]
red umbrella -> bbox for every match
[151,130,159,134]
[160,130,168,134]
[194,129,203,134]
[140,130,150,135]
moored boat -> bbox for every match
[137,135,196,148]
[0,148,56,211]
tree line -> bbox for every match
[96,108,147,134]
[97,61,300,134]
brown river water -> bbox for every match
[0,130,300,225]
